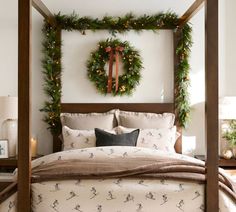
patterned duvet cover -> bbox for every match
[1,146,236,212]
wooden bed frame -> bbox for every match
[11,0,219,211]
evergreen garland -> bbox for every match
[41,24,62,135]
[55,12,179,35]
[175,24,192,127]
[87,38,142,96]
[41,12,192,134]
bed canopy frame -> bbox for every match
[2,0,219,211]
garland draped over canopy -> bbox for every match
[41,12,192,135]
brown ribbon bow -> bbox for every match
[105,46,124,93]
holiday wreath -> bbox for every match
[87,38,142,96]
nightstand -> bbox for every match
[0,155,43,191]
[195,155,236,178]
[218,158,236,178]
[0,155,43,170]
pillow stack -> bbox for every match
[60,109,178,153]
[60,110,116,150]
[114,110,177,153]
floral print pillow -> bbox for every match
[117,126,177,153]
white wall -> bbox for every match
[223,0,236,96]
[62,30,174,103]
[183,8,205,155]
[0,1,18,136]
[0,1,52,154]
[0,0,235,155]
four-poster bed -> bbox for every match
[0,0,221,211]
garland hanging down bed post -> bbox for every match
[41,24,62,135]
[41,12,192,135]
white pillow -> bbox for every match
[60,110,117,130]
[115,110,175,129]
[62,126,116,151]
[116,126,177,153]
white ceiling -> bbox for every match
[0,0,196,23]
[42,0,195,17]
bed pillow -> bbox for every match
[115,110,175,129]
[117,126,177,153]
[60,110,116,130]
[62,126,116,150]
[95,128,139,147]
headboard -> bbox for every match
[53,103,182,153]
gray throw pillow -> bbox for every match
[95,128,139,147]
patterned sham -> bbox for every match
[115,110,175,129]
[60,110,117,130]
[117,126,177,153]
[62,126,116,150]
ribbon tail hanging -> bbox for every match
[115,50,119,92]
[107,49,114,93]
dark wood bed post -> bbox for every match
[178,0,205,27]
[17,0,57,211]
[18,0,32,211]
[205,0,219,211]
[32,0,57,27]
[179,0,219,210]
[178,0,219,211]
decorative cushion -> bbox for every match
[62,126,116,150]
[95,128,140,147]
[60,110,116,130]
[117,126,177,153]
[115,110,175,129]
